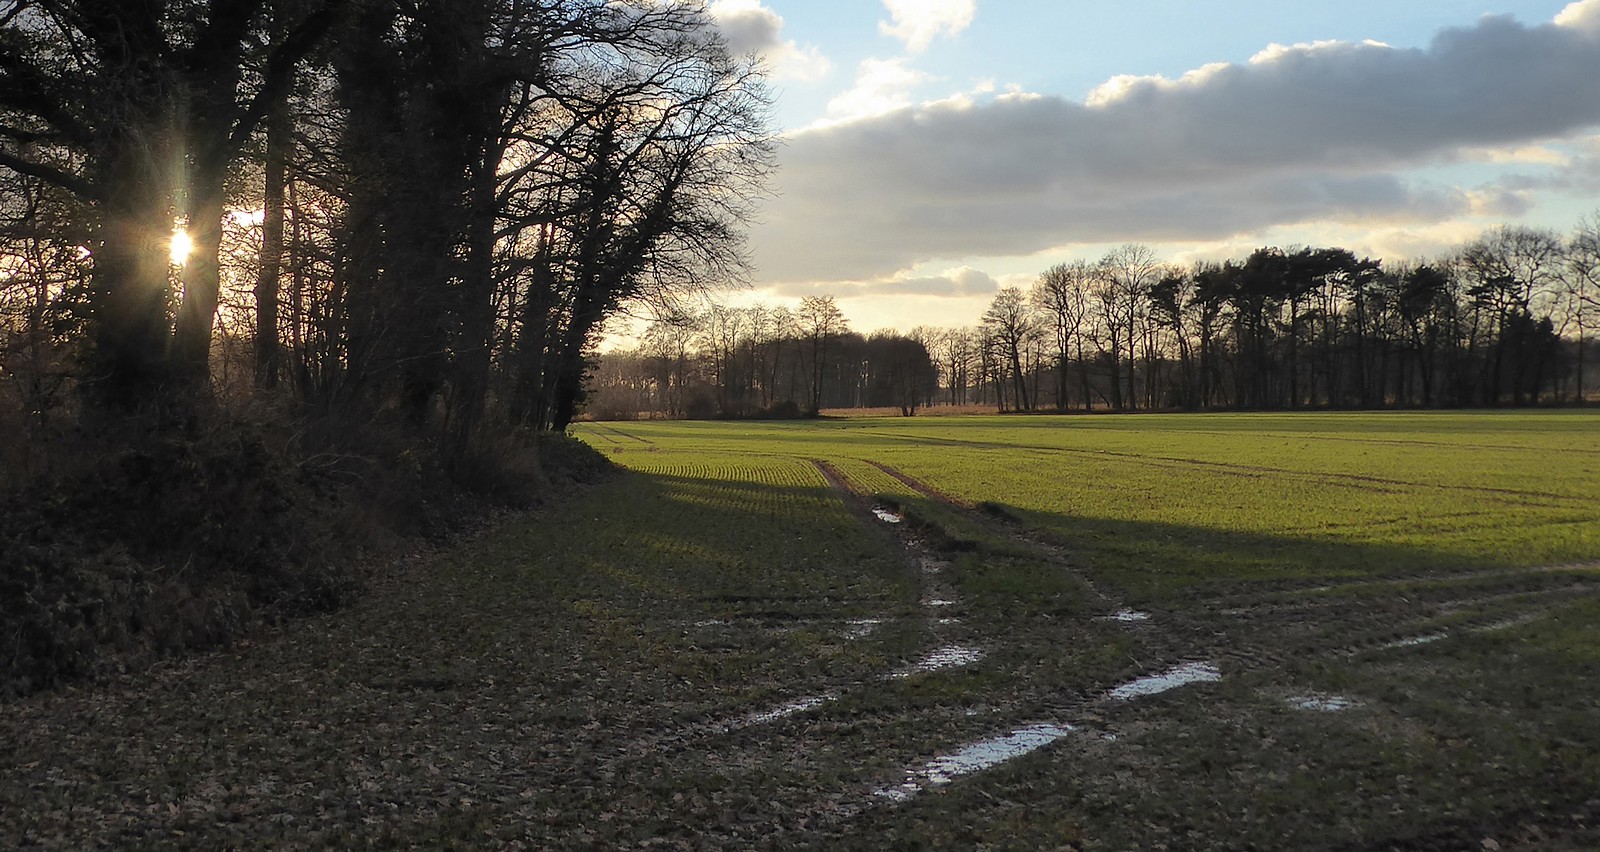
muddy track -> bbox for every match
[863,458,1122,610]
[658,446,1597,846]
[811,462,1243,792]
[863,459,975,509]
[857,459,1600,665]
[591,422,654,445]
[811,459,971,641]
[606,455,1599,841]
[837,458,1600,744]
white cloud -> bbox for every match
[762,264,996,299]
[752,5,1600,285]
[878,0,976,54]
[1556,0,1600,32]
[709,0,831,81]
[821,57,926,124]
[1158,219,1490,271]
[1456,143,1572,166]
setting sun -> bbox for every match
[169,226,192,267]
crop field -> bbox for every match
[572,411,1600,848]
[7,412,1599,849]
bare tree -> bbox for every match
[1098,243,1161,409]
[796,294,846,414]
[981,286,1039,412]
[1458,226,1566,403]
[0,0,338,412]
[1032,260,1093,411]
[1567,212,1600,401]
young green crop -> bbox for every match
[577,412,1600,600]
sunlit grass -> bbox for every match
[576,412,1600,596]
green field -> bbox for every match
[582,411,1600,590]
[571,411,1600,848]
[8,411,1600,849]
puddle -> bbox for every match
[1105,609,1151,623]
[740,694,832,727]
[1287,693,1357,712]
[890,645,985,678]
[1378,632,1447,650]
[1107,662,1221,701]
[877,723,1075,802]
[843,618,884,639]
[1478,615,1542,633]
[872,507,904,524]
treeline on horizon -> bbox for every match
[590,221,1600,418]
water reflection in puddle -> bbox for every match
[876,723,1075,801]
[891,645,985,678]
[874,664,1224,802]
[739,694,832,727]
[1107,662,1221,701]
[1378,632,1446,650]
[1287,693,1357,712]
[1105,609,1151,623]
[872,507,904,524]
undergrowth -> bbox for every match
[0,403,612,698]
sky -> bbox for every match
[686,0,1600,336]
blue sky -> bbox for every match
[762,1,1573,129]
[696,0,1600,333]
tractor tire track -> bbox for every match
[601,455,1600,842]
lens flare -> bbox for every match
[170,227,193,267]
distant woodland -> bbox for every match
[591,225,1600,418]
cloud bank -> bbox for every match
[710,0,830,81]
[753,1,1600,284]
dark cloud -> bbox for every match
[753,3,1600,283]
[711,1,784,57]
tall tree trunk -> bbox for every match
[173,175,228,383]
[86,130,176,414]
[255,101,289,389]
[1009,348,1028,411]
[448,112,508,452]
